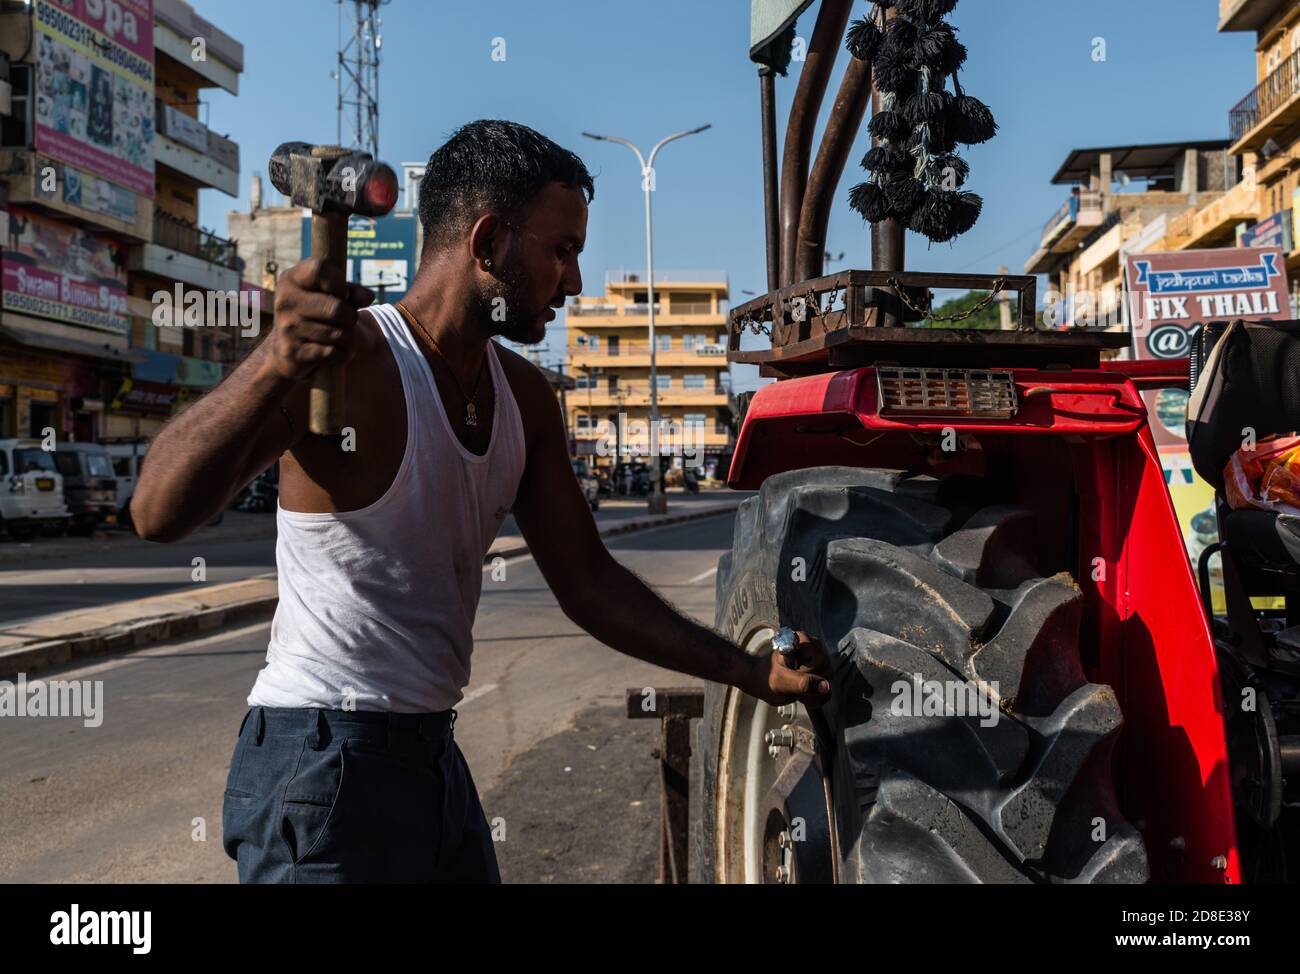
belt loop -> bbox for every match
[253,707,266,747]
[307,708,327,750]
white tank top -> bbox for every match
[247,303,527,713]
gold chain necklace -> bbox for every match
[395,301,486,428]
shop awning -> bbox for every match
[0,313,147,365]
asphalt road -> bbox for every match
[0,490,735,627]
[0,512,737,883]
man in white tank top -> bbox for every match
[132,120,832,884]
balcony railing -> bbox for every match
[567,301,720,317]
[569,341,728,357]
[570,383,729,399]
[153,212,241,271]
[606,269,728,286]
[1042,190,1104,243]
[1230,47,1300,143]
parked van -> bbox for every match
[104,439,149,527]
[53,442,118,536]
[0,439,72,540]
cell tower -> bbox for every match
[335,0,388,157]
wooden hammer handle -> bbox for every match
[309,210,349,435]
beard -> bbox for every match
[483,252,549,345]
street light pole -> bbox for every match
[583,124,711,514]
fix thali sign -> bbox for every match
[1123,247,1289,360]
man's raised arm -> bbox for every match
[130,260,371,542]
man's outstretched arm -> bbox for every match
[510,375,832,708]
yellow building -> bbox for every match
[566,270,733,473]
[1024,142,1238,325]
[1166,0,1300,275]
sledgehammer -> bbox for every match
[267,142,398,434]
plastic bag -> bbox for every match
[1223,433,1300,516]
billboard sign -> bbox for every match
[1125,246,1290,454]
[1239,209,1294,252]
[2,205,129,334]
[32,0,155,196]
[302,210,418,303]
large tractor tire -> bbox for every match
[694,467,1149,884]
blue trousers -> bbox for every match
[222,706,500,883]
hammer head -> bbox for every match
[268,142,398,217]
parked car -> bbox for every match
[54,442,119,536]
[572,459,600,511]
[0,439,72,540]
[104,439,148,529]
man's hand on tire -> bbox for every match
[746,630,833,708]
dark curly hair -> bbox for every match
[418,119,595,257]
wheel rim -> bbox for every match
[717,624,828,883]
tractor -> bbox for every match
[692,0,1300,884]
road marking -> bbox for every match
[687,566,718,584]
[459,682,498,706]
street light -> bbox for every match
[582,124,711,514]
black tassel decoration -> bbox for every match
[912,23,966,74]
[879,15,918,56]
[903,89,951,125]
[846,17,883,62]
[867,109,911,142]
[862,144,913,175]
[849,181,892,223]
[845,0,989,242]
[924,153,969,188]
[948,93,998,145]
[872,50,917,93]
[896,0,958,23]
[881,175,927,216]
[907,189,983,243]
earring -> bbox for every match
[484,258,494,269]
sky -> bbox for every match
[196,0,1258,391]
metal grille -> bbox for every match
[876,368,1018,419]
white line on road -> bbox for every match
[458,682,499,707]
[687,565,718,584]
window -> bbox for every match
[656,335,672,351]
[54,453,81,477]
[87,454,114,478]
[112,456,134,478]
[0,65,33,148]
[15,449,56,474]
[682,334,696,350]
[656,374,672,389]
[684,413,707,429]
[683,374,706,389]
[577,414,593,430]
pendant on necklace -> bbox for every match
[465,402,479,427]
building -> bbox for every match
[0,0,247,442]
[1161,0,1300,274]
[566,270,734,473]
[1024,141,1239,325]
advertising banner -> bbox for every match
[32,0,155,196]
[1238,209,1294,252]
[302,211,418,303]
[1124,247,1291,609]
[2,206,129,333]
